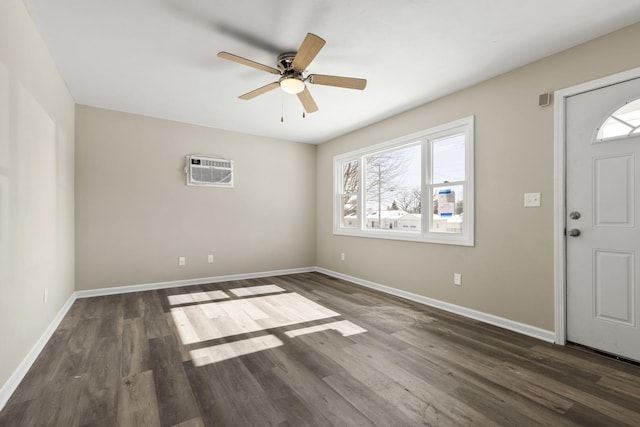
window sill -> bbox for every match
[333,228,474,247]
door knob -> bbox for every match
[569,211,581,220]
[568,228,581,237]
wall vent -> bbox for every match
[185,155,234,187]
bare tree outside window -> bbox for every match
[364,144,421,229]
[341,161,359,219]
[394,187,422,214]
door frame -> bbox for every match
[554,66,640,345]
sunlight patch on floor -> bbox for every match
[285,320,367,338]
[189,335,283,366]
[168,290,229,305]
[171,293,340,345]
[169,286,368,367]
[229,284,285,297]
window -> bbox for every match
[596,98,640,141]
[334,116,474,246]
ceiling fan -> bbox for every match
[218,33,367,114]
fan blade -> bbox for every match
[218,52,280,75]
[292,33,326,71]
[308,74,367,90]
[297,87,319,113]
[239,82,279,100]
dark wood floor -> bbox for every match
[2,272,640,426]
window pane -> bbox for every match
[431,185,463,233]
[342,160,359,193]
[365,144,421,231]
[341,195,358,228]
[596,98,640,141]
[433,133,465,184]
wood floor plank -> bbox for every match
[266,341,376,426]
[274,329,349,379]
[295,330,443,425]
[322,373,419,426]
[97,295,124,338]
[340,340,499,425]
[121,317,150,377]
[396,331,573,413]
[77,335,122,426]
[182,362,243,427]
[55,316,101,373]
[57,297,88,330]
[249,366,334,426]
[144,311,173,340]
[403,347,578,426]
[117,370,161,427]
[123,291,146,320]
[562,402,637,427]
[171,417,206,427]
[3,272,640,426]
[148,335,201,427]
[393,328,582,422]
[184,357,287,427]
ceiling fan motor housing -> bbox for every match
[277,52,299,72]
[277,52,305,94]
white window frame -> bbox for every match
[333,116,474,246]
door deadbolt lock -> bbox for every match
[569,211,581,220]
[568,228,581,237]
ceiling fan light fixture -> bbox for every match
[279,77,305,94]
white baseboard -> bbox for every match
[315,267,556,343]
[75,266,316,298]
[1,265,554,412]
[0,292,77,411]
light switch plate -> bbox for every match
[524,192,541,207]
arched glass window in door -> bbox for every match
[596,98,640,141]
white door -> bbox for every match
[566,77,640,362]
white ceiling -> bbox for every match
[22,0,640,144]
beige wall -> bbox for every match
[0,0,75,388]
[317,22,640,332]
[75,106,316,290]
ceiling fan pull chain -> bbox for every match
[281,94,284,123]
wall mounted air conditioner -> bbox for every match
[185,155,234,187]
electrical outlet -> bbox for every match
[179,256,186,266]
[208,254,214,263]
[341,252,345,261]
[524,192,541,207]
[454,273,462,286]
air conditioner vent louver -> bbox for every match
[185,155,234,187]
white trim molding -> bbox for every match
[75,267,316,298]
[0,293,77,411]
[553,66,640,345]
[316,267,555,343]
